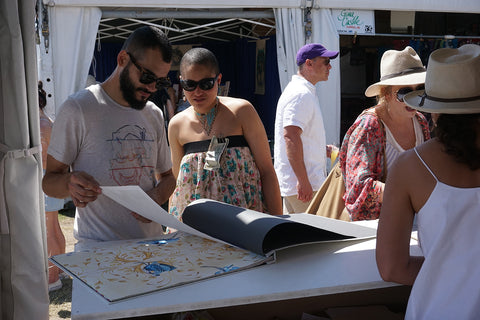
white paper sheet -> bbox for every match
[101,186,217,242]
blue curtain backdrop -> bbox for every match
[91,36,281,139]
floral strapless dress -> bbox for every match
[169,135,265,223]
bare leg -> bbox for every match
[45,210,66,284]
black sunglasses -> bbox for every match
[180,75,218,92]
[307,57,330,66]
[127,52,171,90]
[396,85,425,102]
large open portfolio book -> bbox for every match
[50,186,376,302]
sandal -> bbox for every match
[48,278,62,292]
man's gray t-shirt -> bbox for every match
[49,84,172,243]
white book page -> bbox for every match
[101,186,219,243]
[285,213,377,238]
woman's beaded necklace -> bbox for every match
[195,98,218,136]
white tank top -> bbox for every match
[405,148,480,320]
[383,117,424,172]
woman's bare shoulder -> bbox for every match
[219,96,253,112]
[170,108,193,124]
[393,141,439,184]
[394,141,438,172]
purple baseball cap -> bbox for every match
[296,43,339,66]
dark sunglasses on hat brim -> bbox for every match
[180,75,219,92]
[127,52,172,90]
[396,85,425,102]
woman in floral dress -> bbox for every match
[167,48,282,222]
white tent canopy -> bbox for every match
[43,0,301,8]
[41,0,480,12]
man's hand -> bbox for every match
[68,172,102,208]
[127,169,175,224]
[138,187,165,223]
[284,126,313,203]
[130,212,152,223]
[296,179,313,202]
[326,144,339,158]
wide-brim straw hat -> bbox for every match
[404,44,480,114]
[365,46,426,97]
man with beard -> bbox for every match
[43,26,176,250]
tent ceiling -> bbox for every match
[98,8,276,43]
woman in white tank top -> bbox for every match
[376,44,480,319]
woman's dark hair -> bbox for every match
[434,113,480,170]
[38,81,47,110]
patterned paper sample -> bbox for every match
[51,231,270,302]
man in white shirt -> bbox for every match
[274,43,339,213]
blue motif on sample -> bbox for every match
[138,238,179,246]
[142,262,176,276]
[213,264,239,275]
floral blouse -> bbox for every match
[339,109,430,220]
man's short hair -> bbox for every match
[122,26,172,63]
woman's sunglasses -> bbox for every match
[396,85,425,102]
[180,75,218,92]
[127,52,171,90]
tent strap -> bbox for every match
[0,144,41,159]
[0,143,41,234]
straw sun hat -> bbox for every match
[404,44,480,114]
[365,46,426,97]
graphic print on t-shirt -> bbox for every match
[108,125,155,185]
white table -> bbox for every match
[71,237,422,319]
